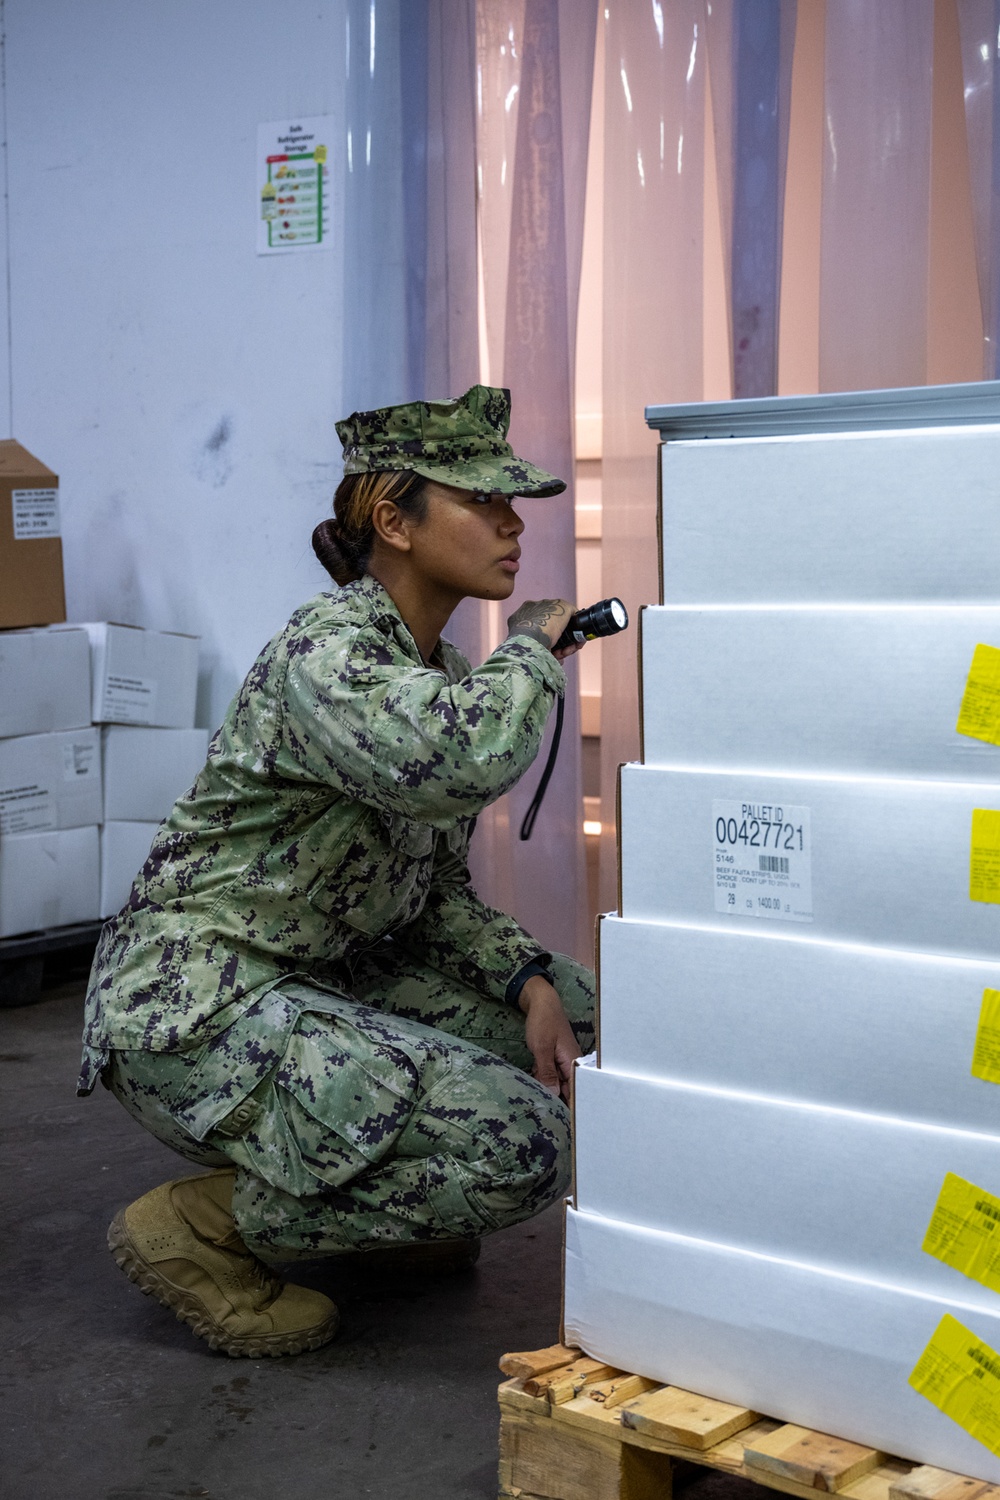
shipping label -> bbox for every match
[910,1313,1000,1459]
[970,809,1000,904]
[972,989,1000,1085]
[0,782,54,834]
[62,739,96,781]
[922,1172,1000,1295]
[712,798,812,923]
[100,674,158,725]
[12,487,60,539]
[957,643,1000,746]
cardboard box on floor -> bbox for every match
[573,1059,1000,1313]
[618,762,1000,962]
[0,441,64,629]
[0,825,99,937]
[76,623,199,728]
[640,604,1000,781]
[0,728,101,834]
[562,1206,1000,1485]
[102,727,208,822]
[99,821,159,917]
[0,627,91,739]
[597,916,1000,1134]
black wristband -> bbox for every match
[504,959,555,1008]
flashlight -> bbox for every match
[554,597,629,654]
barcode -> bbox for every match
[759,855,789,874]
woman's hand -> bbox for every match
[518,975,581,1104]
[506,599,576,655]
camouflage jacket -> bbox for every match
[78,574,565,1095]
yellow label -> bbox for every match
[957,645,1000,745]
[314,144,328,163]
[973,989,1000,1085]
[909,1314,1000,1458]
[922,1173,1000,1293]
[971,810,1000,904]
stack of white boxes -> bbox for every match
[0,622,205,937]
[564,397,1000,1481]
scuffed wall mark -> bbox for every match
[194,414,235,488]
[205,416,231,454]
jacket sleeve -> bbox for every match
[280,625,565,830]
[392,827,550,1004]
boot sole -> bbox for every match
[108,1210,339,1358]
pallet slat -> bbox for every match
[621,1384,759,1451]
[499,1344,581,1382]
[526,1356,622,1404]
[889,1467,1000,1500]
[744,1423,886,1493]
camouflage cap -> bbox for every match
[336,385,566,497]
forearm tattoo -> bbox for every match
[506,599,564,648]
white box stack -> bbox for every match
[0,622,203,935]
[565,385,1000,1481]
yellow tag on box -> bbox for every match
[971,810,1000,904]
[910,1314,1000,1458]
[922,1173,1000,1294]
[973,989,1000,1085]
[957,644,1000,745]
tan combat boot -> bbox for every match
[108,1168,339,1357]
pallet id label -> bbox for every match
[712,798,813,923]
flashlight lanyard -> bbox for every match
[518,693,564,841]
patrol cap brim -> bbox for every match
[336,384,567,498]
[401,454,565,498]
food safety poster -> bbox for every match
[257,117,333,254]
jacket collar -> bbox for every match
[348,572,445,669]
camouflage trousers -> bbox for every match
[108,945,595,1261]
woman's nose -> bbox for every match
[501,504,525,536]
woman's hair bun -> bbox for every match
[312,517,361,586]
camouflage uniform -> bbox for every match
[79,566,595,1260]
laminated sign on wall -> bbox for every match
[257,118,332,254]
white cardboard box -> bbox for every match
[0,626,91,738]
[573,1062,1000,1311]
[79,622,199,728]
[0,728,101,833]
[659,424,1000,604]
[99,821,159,917]
[619,763,1000,961]
[563,1206,1000,1484]
[0,825,100,937]
[597,916,1000,1133]
[102,727,207,822]
[640,604,1000,781]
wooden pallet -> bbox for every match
[497,1344,1000,1500]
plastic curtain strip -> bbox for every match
[466,0,595,965]
[706,0,797,399]
[342,0,478,410]
[957,0,1000,379]
[819,0,934,393]
[598,0,706,913]
[342,0,408,411]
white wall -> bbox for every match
[3,0,348,729]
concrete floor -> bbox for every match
[1,977,770,1500]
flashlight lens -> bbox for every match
[610,599,628,630]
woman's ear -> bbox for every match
[370,498,414,554]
